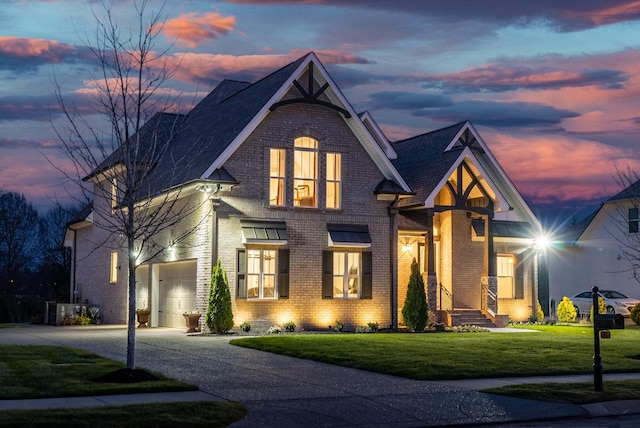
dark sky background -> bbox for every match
[2,0,640,228]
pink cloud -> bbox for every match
[168,49,371,83]
[0,36,75,62]
[490,132,640,205]
[163,12,236,48]
[563,0,640,26]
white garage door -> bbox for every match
[158,260,197,328]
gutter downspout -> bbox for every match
[388,196,399,330]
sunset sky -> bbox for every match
[2,0,640,226]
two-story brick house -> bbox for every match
[65,52,543,330]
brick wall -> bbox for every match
[214,101,393,331]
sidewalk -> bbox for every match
[1,373,639,422]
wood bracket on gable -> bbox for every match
[442,161,493,213]
[452,129,484,153]
[269,62,352,118]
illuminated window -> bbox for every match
[269,149,285,206]
[293,137,317,207]
[110,251,118,283]
[629,208,638,233]
[333,252,360,299]
[497,255,514,298]
[326,153,341,209]
[247,250,277,299]
[111,178,117,214]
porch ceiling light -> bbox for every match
[402,244,412,253]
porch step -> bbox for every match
[452,309,496,328]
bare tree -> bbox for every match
[0,191,40,322]
[51,1,209,369]
[39,203,79,301]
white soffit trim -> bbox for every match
[360,111,397,159]
[424,148,509,213]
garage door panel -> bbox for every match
[158,260,197,328]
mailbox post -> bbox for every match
[592,286,603,392]
[591,286,625,392]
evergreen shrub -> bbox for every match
[206,259,234,333]
[401,258,428,332]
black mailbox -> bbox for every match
[594,313,625,330]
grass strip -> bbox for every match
[230,324,640,380]
[0,345,197,399]
[0,401,247,428]
[483,379,640,405]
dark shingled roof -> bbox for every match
[607,178,640,202]
[391,122,466,208]
[87,54,311,198]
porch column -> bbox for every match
[482,212,498,315]
[426,209,437,316]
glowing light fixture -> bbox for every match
[534,234,550,251]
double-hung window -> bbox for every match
[496,255,514,298]
[269,149,285,206]
[326,153,341,209]
[333,252,360,299]
[247,249,277,299]
[629,208,639,233]
[293,137,318,207]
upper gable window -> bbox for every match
[326,153,341,209]
[629,208,638,233]
[293,137,318,207]
[269,149,286,206]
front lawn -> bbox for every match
[0,345,247,427]
[230,324,640,380]
[0,345,196,399]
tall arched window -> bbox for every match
[293,136,318,207]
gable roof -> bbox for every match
[392,121,539,228]
[91,52,411,199]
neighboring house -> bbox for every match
[64,52,544,330]
[548,179,640,311]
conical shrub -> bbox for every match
[401,258,428,331]
[206,259,234,333]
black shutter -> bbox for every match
[361,251,372,299]
[278,249,289,299]
[514,253,524,300]
[236,248,247,298]
[322,250,333,299]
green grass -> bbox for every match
[0,345,197,399]
[484,379,640,404]
[230,324,640,380]
[0,345,247,427]
[0,401,247,428]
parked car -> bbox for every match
[570,290,640,317]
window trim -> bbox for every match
[237,248,289,300]
[293,136,318,208]
[110,251,118,284]
[326,152,341,210]
[322,250,372,299]
[269,148,286,207]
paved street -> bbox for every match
[0,324,608,427]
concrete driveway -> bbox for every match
[0,324,587,427]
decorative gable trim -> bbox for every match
[425,148,510,213]
[270,61,351,118]
[199,52,411,194]
[443,121,540,229]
